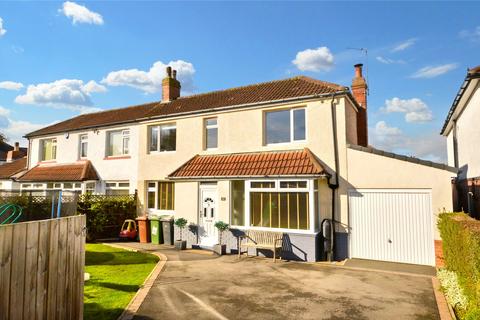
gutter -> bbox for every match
[167,174,330,181]
[25,90,350,139]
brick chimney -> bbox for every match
[162,66,181,102]
[6,142,21,162]
[352,63,368,147]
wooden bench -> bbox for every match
[238,230,283,262]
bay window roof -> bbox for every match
[168,148,329,179]
[18,161,99,182]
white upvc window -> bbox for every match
[105,181,130,195]
[204,118,218,149]
[107,129,130,156]
[231,178,315,233]
[79,134,88,158]
[46,182,82,191]
[147,181,175,212]
[265,108,306,144]
[148,124,176,153]
[40,138,57,161]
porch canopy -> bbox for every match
[168,148,330,180]
[18,161,99,182]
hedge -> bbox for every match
[438,212,480,319]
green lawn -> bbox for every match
[84,244,159,320]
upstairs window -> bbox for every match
[205,118,218,149]
[107,130,130,156]
[265,108,306,144]
[79,134,88,158]
[41,138,57,161]
[149,124,176,152]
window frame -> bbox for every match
[264,107,307,145]
[79,134,88,158]
[148,123,177,153]
[230,178,316,234]
[106,129,130,157]
[146,181,175,213]
[204,117,218,150]
[40,138,57,161]
[105,181,130,195]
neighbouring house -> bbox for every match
[0,157,27,192]
[441,65,480,217]
[0,141,28,164]
[23,65,455,265]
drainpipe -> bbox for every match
[453,119,459,169]
[327,94,340,261]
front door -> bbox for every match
[198,184,218,247]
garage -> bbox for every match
[348,189,435,266]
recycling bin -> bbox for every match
[149,217,161,244]
[161,217,174,245]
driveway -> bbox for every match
[128,246,439,320]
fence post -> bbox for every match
[56,191,62,219]
[28,191,33,221]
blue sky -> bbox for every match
[0,1,479,163]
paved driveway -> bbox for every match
[131,248,439,320]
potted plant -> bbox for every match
[214,221,229,255]
[174,218,188,250]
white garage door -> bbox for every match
[348,189,435,266]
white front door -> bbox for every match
[198,184,218,247]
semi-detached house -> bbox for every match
[22,65,455,265]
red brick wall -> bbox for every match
[435,240,445,268]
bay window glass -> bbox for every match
[265,108,306,144]
[107,130,129,156]
[250,192,309,230]
[41,138,57,161]
[105,181,130,195]
[149,124,176,152]
[231,181,245,226]
[205,118,218,149]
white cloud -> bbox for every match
[381,97,433,123]
[60,1,104,25]
[102,60,196,94]
[391,38,417,52]
[459,26,480,43]
[411,63,458,79]
[292,47,334,72]
[0,106,52,146]
[14,79,105,113]
[0,81,24,91]
[0,17,6,37]
[370,120,447,163]
[376,56,406,65]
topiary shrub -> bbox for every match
[174,218,188,241]
[438,212,480,319]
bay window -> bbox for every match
[149,124,176,152]
[107,130,130,156]
[40,138,57,161]
[146,181,175,211]
[265,108,306,144]
[231,179,315,232]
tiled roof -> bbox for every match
[0,157,27,179]
[26,76,347,137]
[18,161,99,182]
[168,148,329,179]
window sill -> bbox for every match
[38,160,56,164]
[264,140,307,147]
[148,151,176,155]
[103,155,131,160]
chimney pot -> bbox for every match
[172,70,177,80]
[166,66,172,78]
[354,63,363,78]
[14,142,19,151]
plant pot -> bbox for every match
[175,240,187,250]
[214,244,226,255]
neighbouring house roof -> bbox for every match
[0,157,27,179]
[25,76,348,138]
[441,65,480,135]
[18,161,99,182]
[168,148,330,179]
[0,141,27,162]
[347,144,458,173]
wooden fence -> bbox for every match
[452,178,480,219]
[0,215,86,320]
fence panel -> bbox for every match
[453,178,480,219]
[0,215,85,320]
